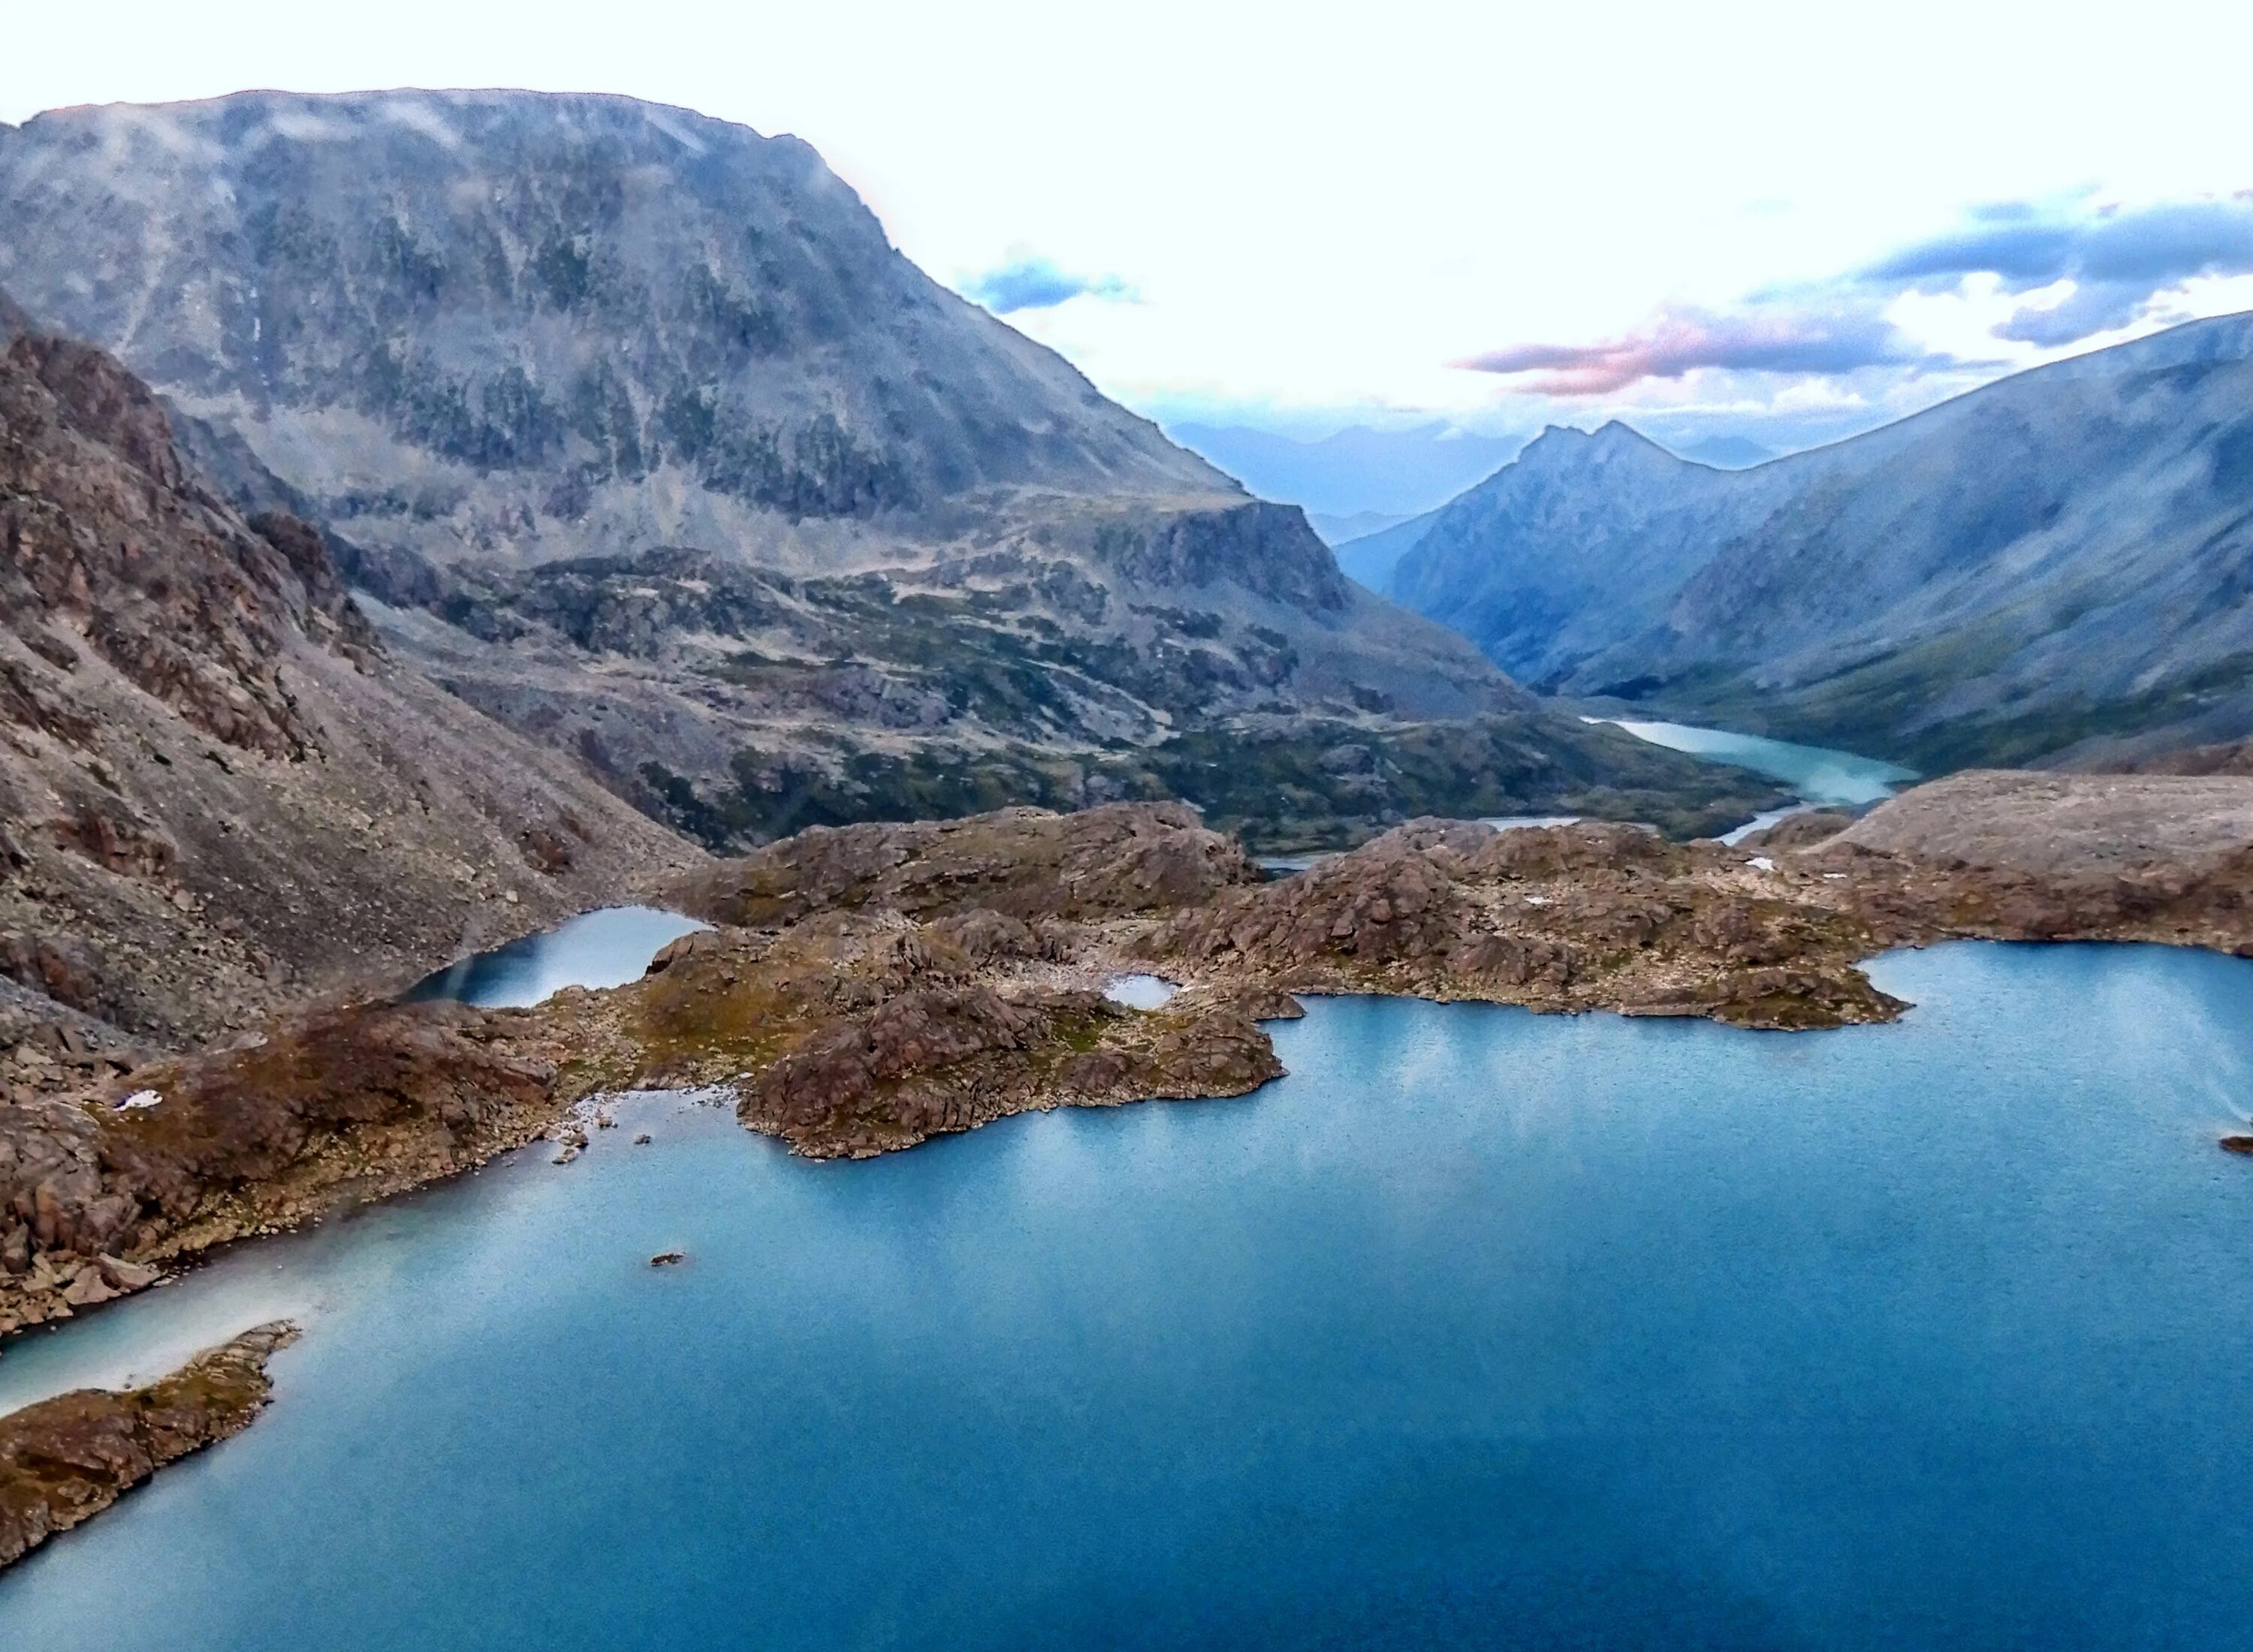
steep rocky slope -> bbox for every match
[0,92,1221,559]
[1392,313,2253,770]
[0,321,699,1055]
[0,91,1769,846]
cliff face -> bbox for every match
[1391,314,2253,770]
[0,322,699,1056]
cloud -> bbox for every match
[1455,192,2253,399]
[1868,196,2253,291]
[961,255,1135,315]
[1863,194,2253,345]
[1452,304,1929,396]
[1991,279,2151,346]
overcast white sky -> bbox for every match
[8,0,2253,448]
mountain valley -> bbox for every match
[0,92,1775,853]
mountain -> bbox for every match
[1666,434,1775,470]
[0,311,698,1052]
[0,91,1771,848]
[1306,510,1416,547]
[1391,314,2253,769]
[1333,511,1439,592]
[1167,422,1523,520]
[0,92,1222,565]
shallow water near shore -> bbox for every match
[7,942,2253,1648]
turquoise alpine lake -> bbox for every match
[5,941,2252,1648]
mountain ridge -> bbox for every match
[0,311,699,1051]
[1391,312,2253,768]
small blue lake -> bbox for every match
[5,942,2251,1648]
[402,905,708,1007]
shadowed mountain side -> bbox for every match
[1391,313,2253,770]
[0,321,698,1053]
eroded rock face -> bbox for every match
[0,333,340,758]
[0,1321,297,1569]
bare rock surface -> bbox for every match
[671,800,1262,930]
[1833,771,2253,879]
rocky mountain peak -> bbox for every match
[0,90,1233,570]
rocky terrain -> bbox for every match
[0,1321,295,1566]
[0,317,700,1063]
[1389,313,2253,770]
[0,92,1775,850]
[9,772,2253,1347]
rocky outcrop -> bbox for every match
[671,800,1263,930]
[0,1001,560,1337]
[1147,819,1905,1029]
[1151,775,2253,1027]
[0,1321,297,1568]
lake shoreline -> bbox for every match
[9,772,2253,1363]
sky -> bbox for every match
[9,0,2253,466]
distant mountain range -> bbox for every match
[0,90,1769,851]
[1666,434,1776,470]
[1305,509,1419,547]
[1389,313,2253,769]
[1168,422,1525,520]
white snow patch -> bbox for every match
[378,98,464,149]
[645,111,710,155]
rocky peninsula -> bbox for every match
[0,1321,297,1567]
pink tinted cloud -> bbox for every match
[1453,306,1916,396]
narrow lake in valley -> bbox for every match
[1600,716,1916,806]
[1594,716,1919,841]
[5,942,2252,1648]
